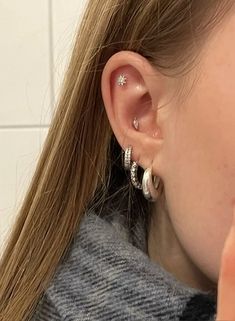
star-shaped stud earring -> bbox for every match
[117,74,127,86]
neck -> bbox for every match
[147,197,217,294]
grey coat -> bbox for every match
[31,208,217,320]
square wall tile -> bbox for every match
[0,128,48,253]
[51,0,88,104]
[0,1,52,126]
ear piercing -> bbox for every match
[122,144,162,201]
[117,73,162,201]
[116,75,139,131]
[117,74,127,86]
[133,117,139,130]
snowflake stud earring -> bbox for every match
[117,74,127,86]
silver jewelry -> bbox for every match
[142,167,161,202]
[122,146,162,201]
[117,74,127,86]
[133,117,139,130]
[123,145,132,170]
[130,161,142,189]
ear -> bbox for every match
[101,50,169,176]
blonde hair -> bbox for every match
[0,1,233,320]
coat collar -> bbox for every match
[45,209,217,320]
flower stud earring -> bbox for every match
[117,74,127,86]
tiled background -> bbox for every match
[0,0,87,252]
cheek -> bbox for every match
[163,75,235,282]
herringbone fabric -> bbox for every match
[31,209,217,321]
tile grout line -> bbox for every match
[48,0,55,117]
[0,125,50,130]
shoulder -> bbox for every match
[31,210,139,321]
[30,292,63,321]
[30,210,217,321]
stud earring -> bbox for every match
[118,73,162,201]
[117,74,127,86]
[133,117,139,130]
[117,75,139,130]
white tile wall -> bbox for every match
[0,0,88,253]
[0,128,49,251]
[0,0,51,126]
[51,0,87,102]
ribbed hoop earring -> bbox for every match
[130,161,142,189]
[122,145,132,170]
[122,145,162,201]
[122,146,142,189]
[142,167,161,202]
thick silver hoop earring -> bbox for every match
[142,167,161,202]
[130,161,142,189]
[123,145,132,170]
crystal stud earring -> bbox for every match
[133,117,139,130]
[117,74,127,86]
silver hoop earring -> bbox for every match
[122,117,139,170]
[142,167,161,202]
[130,161,142,189]
[123,145,132,170]
[122,144,162,201]
[122,146,142,189]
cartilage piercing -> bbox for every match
[117,74,127,86]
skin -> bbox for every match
[101,10,235,295]
[216,207,235,320]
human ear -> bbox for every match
[101,50,168,175]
